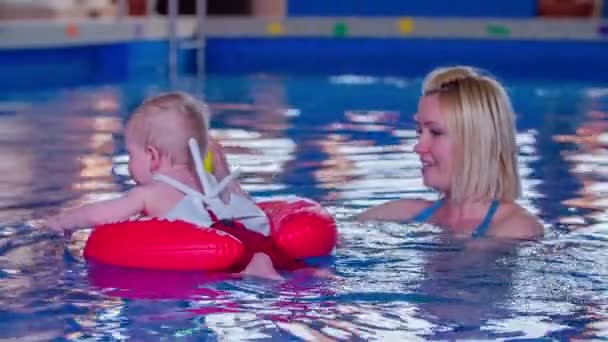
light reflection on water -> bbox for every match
[0,74,607,340]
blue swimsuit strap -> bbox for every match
[410,199,500,238]
[409,199,445,223]
[471,200,500,239]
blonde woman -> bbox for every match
[357,66,543,240]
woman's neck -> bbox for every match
[439,196,496,232]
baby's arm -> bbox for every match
[46,187,148,232]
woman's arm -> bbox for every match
[491,205,544,241]
[355,199,429,222]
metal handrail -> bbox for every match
[196,0,207,79]
[167,0,206,81]
[115,0,127,20]
[168,0,178,82]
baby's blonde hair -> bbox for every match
[126,91,209,166]
[422,66,521,202]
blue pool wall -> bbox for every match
[287,0,539,18]
[286,0,608,18]
[204,37,608,83]
[0,41,188,90]
[1,37,607,91]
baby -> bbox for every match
[46,91,291,278]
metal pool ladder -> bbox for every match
[168,0,207,80]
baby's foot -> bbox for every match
[241,253,283,280]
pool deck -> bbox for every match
[1,16,606,47]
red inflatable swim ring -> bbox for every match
[83,197,337,271]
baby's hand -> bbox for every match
[208,137,231,181]
[208,137,250,201]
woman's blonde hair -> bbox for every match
[422,66,521,202]
[126,91,209,166]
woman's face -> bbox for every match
[413,94,454,193]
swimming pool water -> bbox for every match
[0,73,607,341]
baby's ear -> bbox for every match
[146,145,161,171]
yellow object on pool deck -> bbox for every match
[397,18,414,34]
[203,151,214,173]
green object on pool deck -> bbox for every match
[486,24,511,37]
[333,22,349,38]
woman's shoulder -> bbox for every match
[490,202,544,240]
[355,198,436,222]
